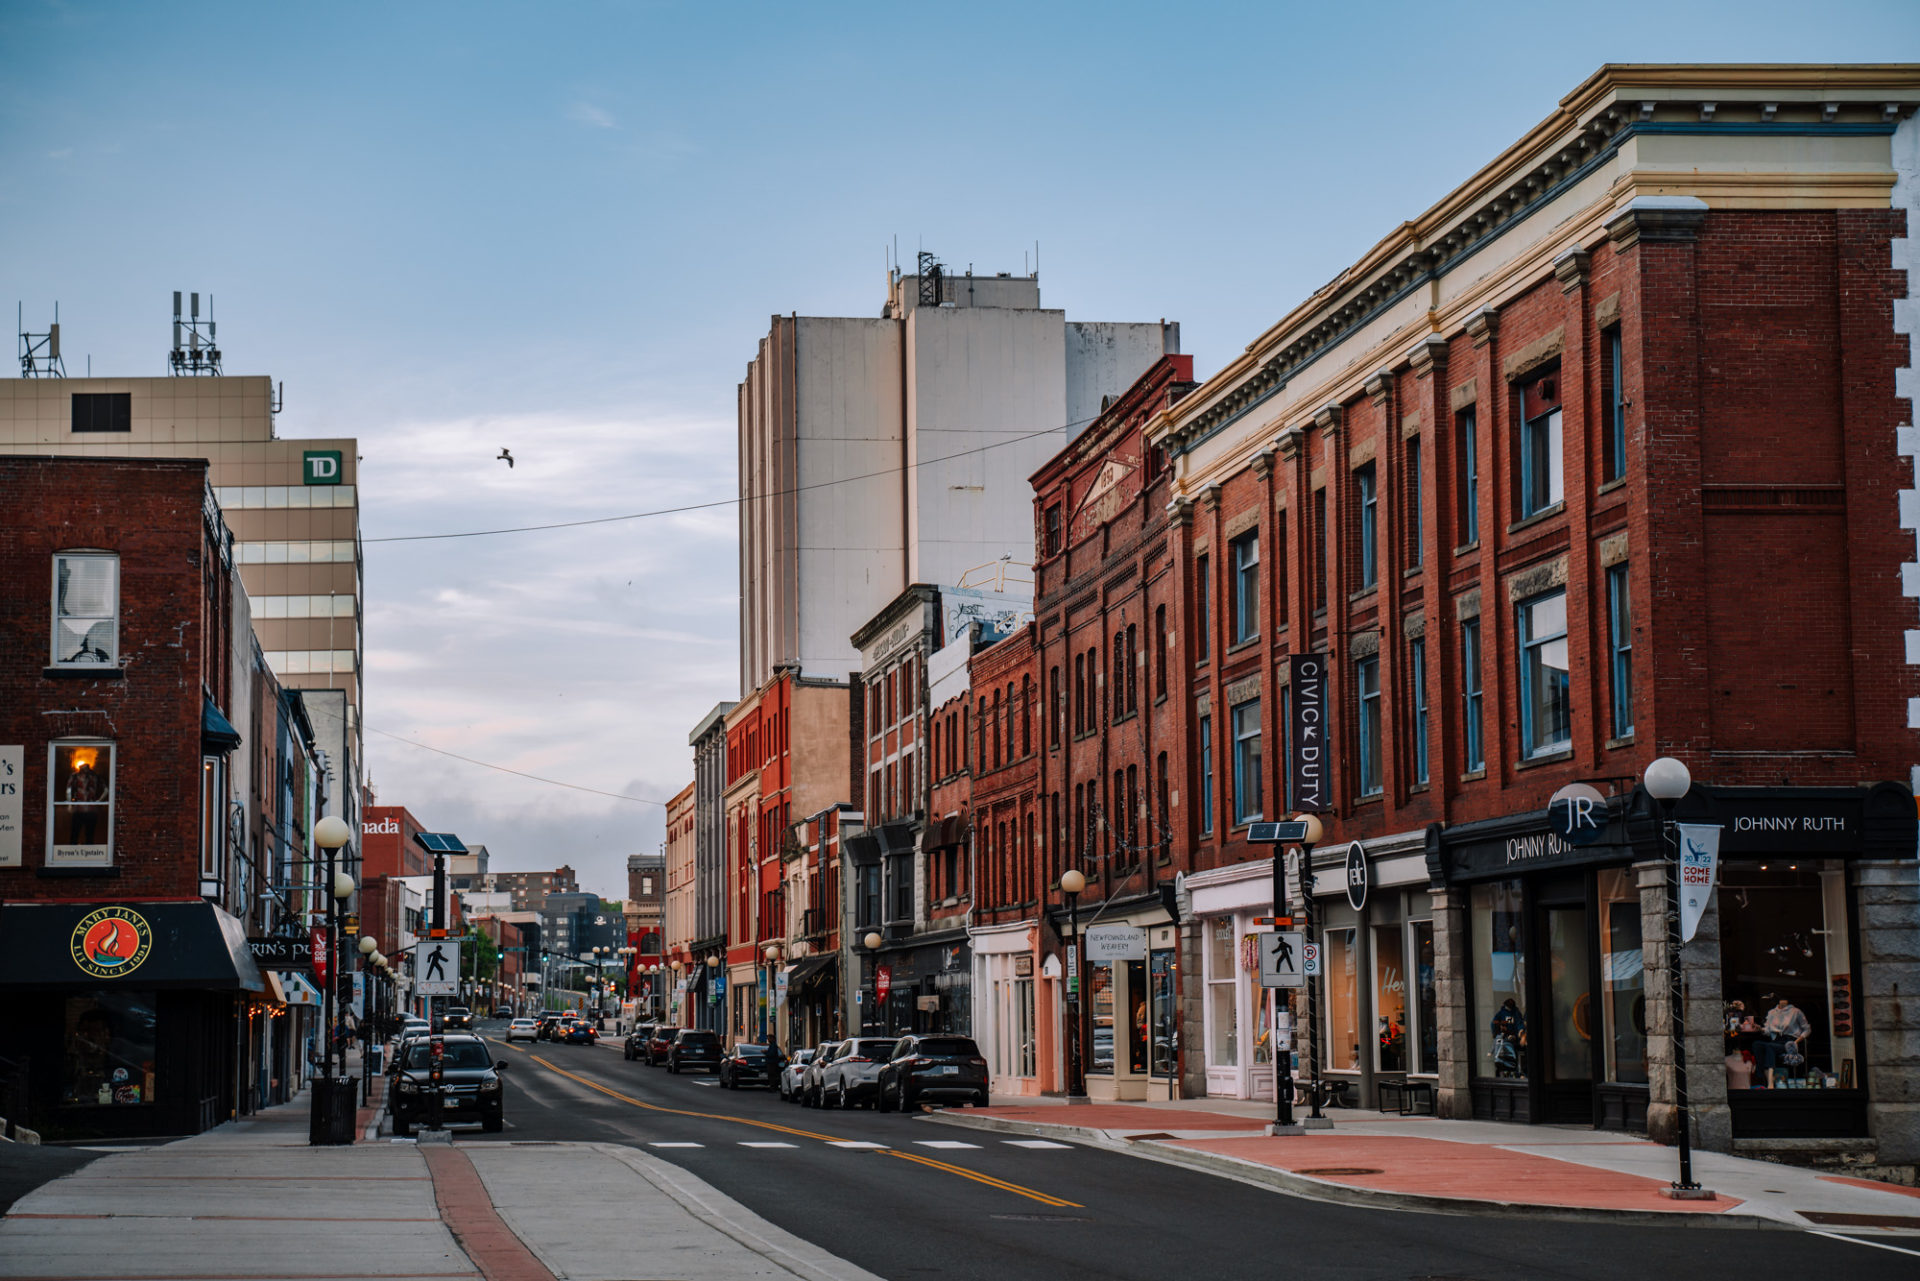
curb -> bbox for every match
[919,1110,1789,1230]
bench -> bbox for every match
[1377,1078,1435,1116]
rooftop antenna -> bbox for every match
[18,302,66,377]
[918,250,943,307]
[168,290,222,376]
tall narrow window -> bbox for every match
[1603,328,1627,484]
[1356,656,1383,797]
[1125,624,1137,714]
[991,689,1002,768]
[50,741,115,866]
[1156,752,1170,854]
[1021,675,1033,756]
[1608,564,1634,739]
[1198,715,1214,834]
[1518,589,1571,758]
[1230,531,1260,643]
[1355,465,1378,590]
[1196,554,1212,661]
[1518,373,1564,519]
[1125,764,1140,861]
[1407,437,1424,569]
[1230,699,1262,826]
[1274,522,1289,627]
[1409,637,1430,786]
[1050,665,1062,748]
[1312,489,1328,609]
[1153,605,1167,700]
[1113,631,1126,720]
[1461,616,1485,772]
[1457,407,1479,545]
[1073,653,1085,735]
[52,553,120,667]
[1045,504,1063,555]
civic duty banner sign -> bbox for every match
[1676,823,1723,943]
[310,925,330,985]
[1288,654,1328,812]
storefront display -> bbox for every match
[62,991,157,1106]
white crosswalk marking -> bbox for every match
[648,1142,704,1148]
[1004,1139,1073,1149]
[828,1140,888,1149]
[740,1141,798,1148]
[914,1140,981,1149]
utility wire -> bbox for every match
[367,726,667,807]
[362,413,1102,544]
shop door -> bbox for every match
[1536,898,1596,1125]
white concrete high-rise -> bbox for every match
[736,261,1178,691]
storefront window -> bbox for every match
[49,741,115,867]
[1324,926,1361,1072]
[1372,896,1407,1072]
[1014,978,1036,1078]
[1598,868,1647,1084]
[1125,958,1148,1074]
[63,991,157,1106]
[1719,862,1855,1091]
[1206,920,1237,1067]
[1543,907,1591,1083]
[1412,919,1438,1074]
[1089,961,1115,1074]
[1150,950,1176,1077]
[1471,878,1527,1078]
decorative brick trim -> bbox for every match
[1408,334,1449,379]
[1450,377,1479,413]
[1350,629,1381,659]
[1455,588,1481,621]
[1275,427,1304,460]
[1465,307,1498,349]
[1552,248,1591,293]
[1349,438,1377,468]
[1195,691,1211,717]
[1310,467,1326,490]
[1364,369,1395,406]
[1506,554,1570,602]
[1314,404,1343,439]
[1502,326,1566,384]
[1403,609,1425,638]
[1401,411,1422,440]
[1594,291,1623,331]
[1605,195,1709,250]
[1251,448,1275,480]
[1166,495,1195,527]
[1598,530,1629,568]
[1225,674,1261,705]
[1274,661,1291,688]
[1223,509,1260,541]
[1201,483,1223,512]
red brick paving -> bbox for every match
[421,1146,556,1281]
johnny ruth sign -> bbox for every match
[1289,654,1328,812]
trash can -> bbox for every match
[308,1076,358,1146]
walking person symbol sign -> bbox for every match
[1258,931,1305,989]
[418,939,460,995]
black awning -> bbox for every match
[201,699,242,753]
[0,901,264,992]
[787,952,838,990]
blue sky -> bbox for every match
[5,1,1916,896]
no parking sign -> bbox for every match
[1303,941,1321,976]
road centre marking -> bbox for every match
[880,1149,1083,1209]
[740,1142,798,1148]
[915,1140,981,1149]
[828,1141,888,1149]
[1005,1140,1074,1149]
[649,1142,704,1148]
[498,1040,1081,1209]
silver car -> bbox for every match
[779,1048,816,1102]
[799,1041,839,1108]
[818,1037,898,1110]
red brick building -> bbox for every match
[1151,66,1919,1168]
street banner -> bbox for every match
[417,938,460,995]
[1257,931,1305,988]
[1676,823,1722,944]
[350,972,366,1019]
[1288,654,1328,812]
[775,968,789,1006]
[310,926,329,986]
[876,965,892,1003]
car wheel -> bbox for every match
[878,1082,895,1113]
[974,1091,989,1108]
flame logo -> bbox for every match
[70,907,153,979]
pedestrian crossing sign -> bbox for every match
[1257,931,1305,989]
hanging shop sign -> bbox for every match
[1548,783,1609,848]
[1675,823,1722,944]
[1083,926,1146,961]
[1288,654,1329,812]
[1343,842,1369,912]
[248,935,314,970]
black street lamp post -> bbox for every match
[1060,870,1086,1100]
[1645,756,1711,1198]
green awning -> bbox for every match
[202,699,242,753]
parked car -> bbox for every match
[623,1024,655,1060]
[877,1034,990,1112]
[385,1021,431,1073]
[817,1037,897,1109]
[778,1048,816,1102]
[719,1042,782,1089]
[561,1019,597,1045]
[504,1018,539,1043]
[390,1034,507,1136]
[491,1006,513,1019]
[667,1028,723,1075]
[799,1041,840,1107]
[443,1006,473,1030]
[644,1025,680,1065]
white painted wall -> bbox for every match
[1064,321,1179,434]
[1890,112,1920,751]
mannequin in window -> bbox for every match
[1759,997,1810,1086]
[1490,998,1525,1078]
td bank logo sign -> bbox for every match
[303,450,343,485]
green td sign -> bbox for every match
[303,450,343,485]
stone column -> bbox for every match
[1641,857,1730,1151]
[1179,914,1208,1099]
[1431,885,1473,1118]
[1856,860,1920,1165]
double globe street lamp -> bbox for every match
[310,815,357,1146]
[1059,869,1087,1099]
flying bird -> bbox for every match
[497,448,514,469]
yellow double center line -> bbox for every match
[491,1037,1080,1208]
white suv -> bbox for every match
[505,1017,539,1043]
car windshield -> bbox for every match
[913,1038,981,1057]
[733,1045,770,1060]
[851,1040,896,1058]
[405,1043,492,1070]
[793,1050,814,1064]
[679,1032,719,1046]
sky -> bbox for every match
[5,1,1916,898]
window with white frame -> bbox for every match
[1230,699,1262,825]
[49,741,115,866]
[1518,589,1572,758]
[1517,373,1564,519]
[1355,464,1378,590]
[200,756,226,891]
[1356,656,1383,797]
[1409,637,1430,786]
[1230,532,1259,645]
[52,552,119,667]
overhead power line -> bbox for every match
[362,413,1102,544]
[368,725,667,807]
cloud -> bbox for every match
[47,148,72,159]
[569,101,616,129]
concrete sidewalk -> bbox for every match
[929,1099,1920,1231]
[0,1086,883,1281]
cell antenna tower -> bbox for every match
[917,250,943,307]
[168,290,222,376]
[18,303,67,378]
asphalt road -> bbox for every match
[462,1021,1918,1281]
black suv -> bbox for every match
[719,1042,783,1089]
[623,1023,655,1061]
[667,1028,723,1075]
[443,1007,473,1030]
[877,1034,990,1112]
[391,1034,507,1135]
